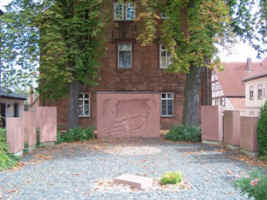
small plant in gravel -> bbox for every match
[257,101,267,158]
[165,124,201,142]
[60,127,95,143]
[235,171,267,200]
[0,128,18,171]
[160,171,183,185]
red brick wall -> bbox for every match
[43,3,211,130]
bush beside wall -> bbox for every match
[57,127,95,143]
[165,125,201,142]
[0,129,17,171]
[257,101,267,158]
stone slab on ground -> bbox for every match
[114,174,153,190]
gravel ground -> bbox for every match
[0,138,264,200]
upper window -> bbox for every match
[258,84,263,100]
[118,43,132,68]
[249,86,254,101]
[161,92,174,117]
[78,93,90,117]
[114,2,135,21]
[160,45,172,69]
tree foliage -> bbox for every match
[137,0,266,73]
[0,0,106,99]
[257,101,267,157]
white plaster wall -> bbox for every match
[245,76,267,108]
[0,98,25,118]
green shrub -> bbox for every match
[257,101,267,157]
[60,127,95,143]
[235,171,267,200]
[165,124,201,142]
[0,128,18,170]
[56,130,64,144]
[23,142,29,153]
[160,171,183,185]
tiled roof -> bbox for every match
[0,88,26,100]
[243,58,267,81]
[215,57,267,97]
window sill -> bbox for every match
[118,67,132,70]
[79,116,91,118]
[161,115,175,118]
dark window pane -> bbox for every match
[161,100,167,115]
[119,51,131,68]
[168,100,173,115]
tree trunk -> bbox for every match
[182,66,202,126]
[68,80,81,130]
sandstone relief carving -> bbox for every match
[102,99,153,137]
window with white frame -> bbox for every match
[220,97,225,106]
[160,45,172,69]
[258,84,263,100]
[118,43,132,68]
[78,93,90,117]
[160,12,168,19]
[114,2,135,21]
[249,85,254,101]
[161,92,174,117]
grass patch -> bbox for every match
[0,128,18,171]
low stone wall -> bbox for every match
[201,106,259,156]
[6,107,57,156]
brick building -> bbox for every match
[41,1,211,132]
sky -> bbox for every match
[0,0,266,63]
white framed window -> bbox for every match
[118,43,132,68]
[114,2,124,21]
[220,97,225,106]
[161,92,174,117]
[126,2,135,20]
[249,85,254,101]
[114,2,135,21]
[160,45,172,69]
[78,93,90,117]
[160,12,168,19]
[258,84,263,100]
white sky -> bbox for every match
[0,0,266,63]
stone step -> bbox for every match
[114,174,153,190]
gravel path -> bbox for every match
[0,138,264,200]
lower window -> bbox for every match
[78,93,90,117]
[161,92,174,117]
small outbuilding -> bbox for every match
[0,88,26,127]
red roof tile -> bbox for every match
[215,57,267,97]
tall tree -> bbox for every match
[138,0,267,126]
[1,0,107,129]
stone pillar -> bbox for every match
[201,106,223,145]
[37,107,57,145]
[23,111,36,152]
[7,118,24,157]
[240,116,258,157]
[223,110,240,149]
